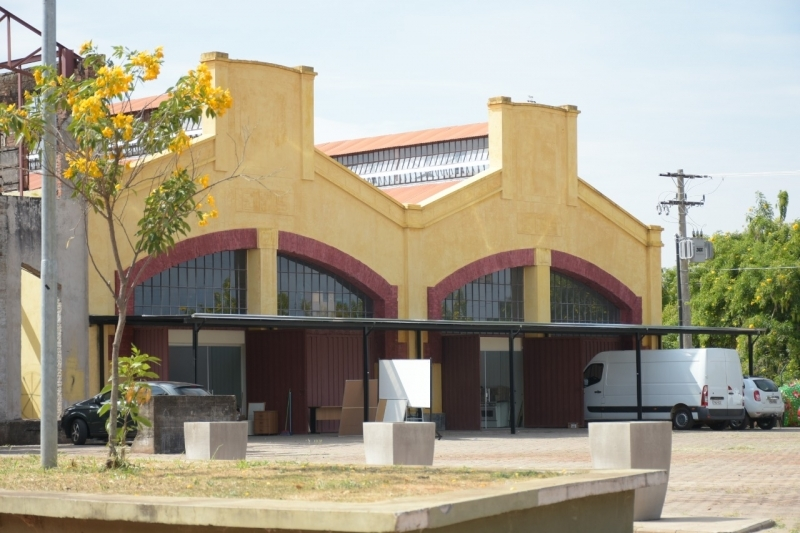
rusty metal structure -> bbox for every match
[0,6,79,196]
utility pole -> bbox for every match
[40,0,58,468]
[657,170,706,349]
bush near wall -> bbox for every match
[780,382,800,427]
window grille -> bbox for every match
[333,136,489,187]
[277,255,373,318]
[441,267,524,321]
[133,250,247,315]
[550,271,619,324]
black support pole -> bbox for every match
[635,333,643,421]
[192,323,200,385]
[657,335,662,350]
[748,335,754,377]
[96,325,104,391]
[422,330,432,423]
[363,327,370,423]
[509,331,516,435]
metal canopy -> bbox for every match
[89,313,764,435]
[180,314,762,337]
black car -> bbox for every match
[60,381,210,445]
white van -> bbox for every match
[583,348,745,430]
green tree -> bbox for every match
[0,43,233,466]
[97,345,160,467]
[660,267,679,349]
[689,191,800,381]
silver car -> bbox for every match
[730,377,784,430]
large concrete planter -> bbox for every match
[0,469,666,532]
[589,421,672,521]
[184,421,247,460]
[131,396,239,454]
[363,422,435,466]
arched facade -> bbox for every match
[75,53,664,434]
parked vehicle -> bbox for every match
[60,381,210,445]
[583,348,745,430]
[729,377,784,430]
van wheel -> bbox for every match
[672,407,693,430]
[757,418,776,430]
[730,414,749,431]
[709,421,727,431]
[70,419,88,445]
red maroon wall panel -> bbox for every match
[246,330,308,434]
[132,327,170,380]
[523,337,623,428]
[441,335,480,430]
[305,330,362,433]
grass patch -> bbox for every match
[0,455,572,503]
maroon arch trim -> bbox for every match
[121,228,258,315]
[427,249,536,319]
[550,250,642,324]
[278,232,398,318]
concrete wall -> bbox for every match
[0,195,89,424]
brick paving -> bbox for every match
[3,426,798,531]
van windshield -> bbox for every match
[753,379,779,392]
[584,363,603,388]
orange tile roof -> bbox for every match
[381,181,459,204]
[317,123,488,156]
[28,172,42,190]
[108,94,169,115]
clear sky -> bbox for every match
[5,1,800,266]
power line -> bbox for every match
[706,171,800,178]
[717,266,800,272]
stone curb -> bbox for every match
[0,469,666,532]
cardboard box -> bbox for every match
[253,410,278,435]
[338,379,378,436]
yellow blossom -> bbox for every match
[79,41,92,55]
[130,47,164,81]
[196,202,203,210]
[95,65,133,99]
[207,194,215,207]
[793,223,799,231]
[115,183,122,191]
[102,126,114,138]
[197,174,209,188]
[33,69,43,85]
[210,209,218,219]
[168,130,191,154]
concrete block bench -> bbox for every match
[363,422,435,466]
[184,421,247,460]
[589,421,672,521]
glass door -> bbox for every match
[480,338,523,429]
[168,345,243,409]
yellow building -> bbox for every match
[81,52,662,432]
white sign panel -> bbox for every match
[379,359,431,408]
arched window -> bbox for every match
[441,267,524,321]
[550,271,619,324]
[133,250,248,315]
[278,255,372,318]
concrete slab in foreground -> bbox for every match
[0,469,666,533]
[635,516,775,533]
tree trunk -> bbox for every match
[107,305,127,462]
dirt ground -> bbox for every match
[3,426,798,531]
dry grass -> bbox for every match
[0,455,570,503]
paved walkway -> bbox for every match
[4,427,798,531]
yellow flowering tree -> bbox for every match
[0,43,232,465]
